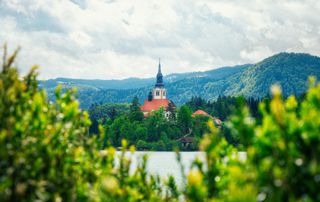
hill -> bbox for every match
[223,52,320,97]
[41,53,320,108]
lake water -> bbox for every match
[117,151,246,188]
[119,151,206,187]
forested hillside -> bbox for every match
[42,53,320,108]
[221,52,320,97]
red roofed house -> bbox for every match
[140,60,175,117]
[192,109,212,118]
[192,109,222,126]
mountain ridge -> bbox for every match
[40,64,251,90]
[42,52,320,108]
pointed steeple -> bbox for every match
[158,58,162,74]
[155,58,164,87]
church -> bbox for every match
[140,60,175,117]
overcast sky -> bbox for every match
[1,0,320,79]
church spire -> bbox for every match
[155,58,164,87]
[158,58,162,74]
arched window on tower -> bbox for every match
[156,91,160,96]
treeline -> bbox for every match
[88,103,130,134]
[186,95,262,120]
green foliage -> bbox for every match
[88,102,130,135]
[0,49,98,201]
[177,105,193,134]
[186,95,261,121]
[129,96,144,122]
[0,48,178,202]
[103,103,212,151]
[99,95,240,151]
[104,106,184,150]
[185,78,320,201]
[89,103,130,122]
[191,115,210,138]
[229,81,320,201]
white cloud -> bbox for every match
[0,0,320,79]
[69,31,92,47]
[240,47,273,62]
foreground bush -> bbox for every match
[0,48,177,202]
[1,47,320,201]
[188,79,320,202]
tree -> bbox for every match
[129,96,144,122]
[89,117,99,135]
[109,106,118,120]
[177,105,193,134]
[167,101,177,122]
[134,126,148,143]
[106,116,127,146]
[88,103,130,126]
[191,115,210,138]
[144,108,167,142]
[186,96,207,111]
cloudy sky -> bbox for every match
[1,0,320,79]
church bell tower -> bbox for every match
[153,59,166,100]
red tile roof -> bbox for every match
[192,110,211,117]
[140,99,170,112]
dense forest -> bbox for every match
[89,97,205,151]
[88,95,261,150]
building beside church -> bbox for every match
[192,109,222,126]
[140,60,175,117]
